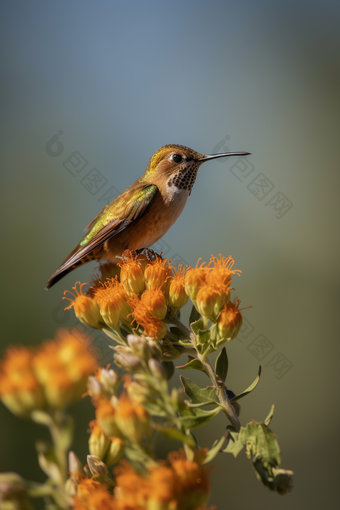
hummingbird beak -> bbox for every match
[196,151,251,162]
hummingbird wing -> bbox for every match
[45,184,159,289]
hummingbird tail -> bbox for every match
[45,253,98,290]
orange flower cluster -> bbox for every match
[185,254,241,322]
[63,252,243,342]
[72,452,210,510]
[0,329,98,415]
[63,252,188,340]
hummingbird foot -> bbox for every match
[134,248,162,262]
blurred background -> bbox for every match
[1,0,340,508]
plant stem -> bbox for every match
[170,316,241,432]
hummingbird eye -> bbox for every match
[172,154,183,164]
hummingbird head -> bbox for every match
[141,144,250,195]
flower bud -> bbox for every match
[99,295,121,328]
[68,451,84,475]
[87,455,109,477]
[144,258,172,291]
[87,376,105,399]
[168,265,189,310]
[119,257,145,295]
[105,437,124,466]
[195,285,221,319]
[114,349,143,372]
[115,393,151,443]
[95,398,121,438]
[141,289,167,319]
[217,299,243,341]
[98,368,120,394]
[185,260,208,301]
[88,420,110,459]
[148,359,166,380]
[64,283,102,329]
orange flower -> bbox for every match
[88,420,110,460]
[0,346,45,416]
[207,254,241,287]
[168,265,189,310]
[128,295,167,339]
[64,282,102,329]
[185,259,210,301]
[33,329,98,409]
[113,453,210,510]
[144,257,172,291]
[95,398,121,438]
[94,279,121,328]
[114,393,151,444]
[217,298,243,342]
[141,288,167,319]
[119,253,145,295]
[195,280,231,320]
[73,477,114,510]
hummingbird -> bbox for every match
[45,144,250,289]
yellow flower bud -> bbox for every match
[115,393,151,444]
[141,289,167,319]
[95,398,122,438]
[217,299,243,341]
[88,420,110,460]
[105,437,124,466]
[63,282,102,329]
[168,265,189,310]
[185,259,209,301]
[144,257,172,291]
[119,255,145,295]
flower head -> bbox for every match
[141,288,167,319]
[0,346,44,416]
[93,278,129,328]
[128,295,167,339]
[88,420,110,460]
[63,282,102,329]
[114,392,151,444]
[217,298,243,342]
[119,253,145,295]
[168,265,189,310]
[33,329,98,409]
[207,254,241,287]
[185,259,209,301]
[144,256,172,292]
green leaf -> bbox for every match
[230,366,261,402]
[203,434,227,464]
[264,405,275,426]
[189,304,201,325]
[153,424,196,447]
[222,426,244,457]
[180,376,219,406]
[190,319,204,335]
[179,406,222,430]
[196,329,211,349]
[162,361,175,380]
[215,347,228,382]
[176,356,207,374]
